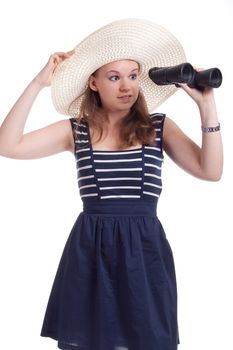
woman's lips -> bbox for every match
[118,95,132,102]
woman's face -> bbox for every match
[89,59,140,114]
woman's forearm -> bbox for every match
[199,98,223,180]
[0,78,44,154]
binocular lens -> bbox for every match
[188,68,222,89]
[181,64,193,81]
[207,68,222,87]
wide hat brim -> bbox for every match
[51,18,186,116]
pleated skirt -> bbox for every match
[41,199,179,350]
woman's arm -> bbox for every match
[163,79,223,181]
[0,51,75,159]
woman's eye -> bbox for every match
[130,74,138,80]
[109,75,119,81]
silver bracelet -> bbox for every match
[201,123,221,133]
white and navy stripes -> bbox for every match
[70,113,165,200]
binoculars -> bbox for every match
[149,63,222,90]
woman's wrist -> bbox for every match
[198,99,219,126]
[32,75,48,90]
[201,123,220,133]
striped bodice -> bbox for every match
[69,113,165,202]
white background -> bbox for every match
[0,0,232,349]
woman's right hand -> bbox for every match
[34,50,75,88]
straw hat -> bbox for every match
[51,18,186,116]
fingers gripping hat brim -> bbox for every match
[51,18,186,116]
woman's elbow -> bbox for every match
[204,170,223,182]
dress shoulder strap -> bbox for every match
[69,117,89,154]
[150,112,166,124]
[149,113,166,155]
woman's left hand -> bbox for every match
[178,67,215,107]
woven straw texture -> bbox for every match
[51,18,186,116]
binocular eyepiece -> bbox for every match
[148,63,222,90]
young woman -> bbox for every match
[0,19,223,350]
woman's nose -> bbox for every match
[119,78,130,91]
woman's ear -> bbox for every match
[89,76,98,92]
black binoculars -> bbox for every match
[148,63,222,90]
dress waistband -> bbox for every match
[82,199,157,217]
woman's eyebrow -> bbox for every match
[107,68,139,74]
[107,70,120,74]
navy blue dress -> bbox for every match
[40,113,179,350]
